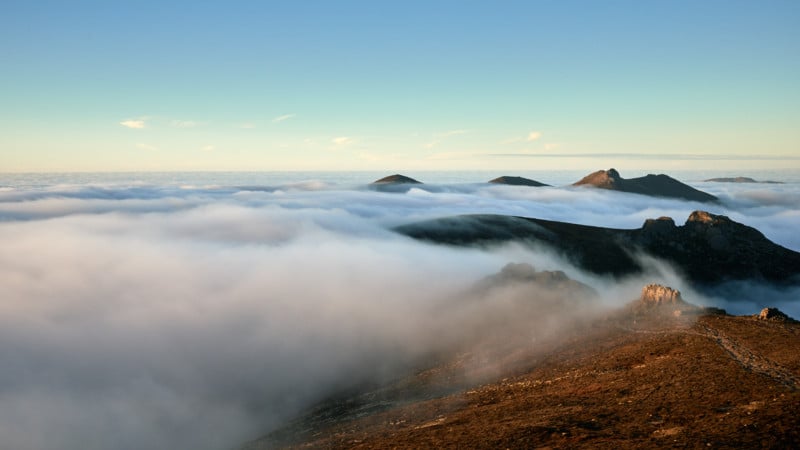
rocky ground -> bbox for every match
[244,287,800,449]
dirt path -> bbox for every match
[697,322,798,391]
[616,318,798,391]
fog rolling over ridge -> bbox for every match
[0,172,798,450]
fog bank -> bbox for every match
[0,177,797,449]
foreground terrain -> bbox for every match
[245,289,800,449]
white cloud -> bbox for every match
[238,122,256,129]
[120,120,146,129]
[202,145,215,151]
[272,114,296,123]
[136,143,158,151]
[527,131,543,142]
[332,136,355,147]
[0,176,798,450]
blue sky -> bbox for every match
[1,1,798,171]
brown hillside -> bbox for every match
[245,289,800,449]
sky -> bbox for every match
[1,0,799,172]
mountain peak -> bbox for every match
[686,210,731,225]
[488,176,548,187]
[573,169,718,203]
[371,174,422,184]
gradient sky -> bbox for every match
[1,1,799,172]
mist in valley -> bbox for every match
[0,177,797,449]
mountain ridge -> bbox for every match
[395,211,800,286]
[573,168,718,203]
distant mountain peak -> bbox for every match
[371,174,422,184]
[488,176,548,187]
[573,168,718,203]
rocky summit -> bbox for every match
[757,307,797,322]
[573,168,718,203]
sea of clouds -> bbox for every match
[0,173,798,449]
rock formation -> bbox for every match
[573,168,718,203]
[639,284,684,306]
[488,176,548,187]
[757,307,797,322]
[629,284,726,317]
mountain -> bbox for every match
[371,174,422,184]
[243,284,800,449]
[488,176,549,187]
[395,211,800,286]
[705,176,783,184]
[573,168,718,203]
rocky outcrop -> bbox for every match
[395,211,800,286]
[488,176,548,187]
[628,284,727,317]
[757,307,797,322]
[631,284,695,317]
[639,284,684,306]
[573,168,718,203]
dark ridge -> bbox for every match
[395,211,800,286]
[573,168,718,203]
[371,174,422,185]
[488,176,549,187]
[705,177,783,184]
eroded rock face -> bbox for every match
[640,284,684,306]
[628,284,721,318]
[632,284,692,316]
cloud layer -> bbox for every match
[0,175,797,449]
